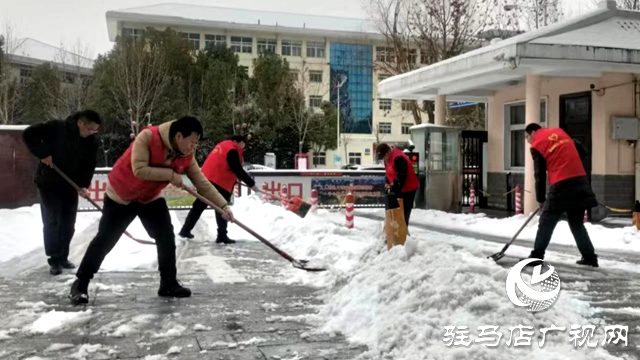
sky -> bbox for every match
[2,0,596,59]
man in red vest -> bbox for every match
[523,123,598,267]
[69,116,233,305]
[179,135,257,243]
[376,143,420,227]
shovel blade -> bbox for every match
[297,202,312,218]
[488,252,505,262]
[292,260,327,272]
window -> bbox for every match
[505,99,547,169]
[181,33,200,49]
[281,40,302,56]
[231,36,253,53]
[239,66,249,76]
[257,38,277,54]
[349,152,362,165]
[408,49,418,64]
[402,123,412,135]
[309,70,322,83]
[289,70,299,81]
[379,99,392,111]
[314,152,326,166]
[309,96,323,108]
[122,28,142,39]
[63,72,76,84]
[376,47,393,62]
[205,34,226,49]
[307,42,325,58]
[420,52,435,65]
[379,122,392,134]
[401,100,413,111]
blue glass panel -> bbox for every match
[330,43,373,134]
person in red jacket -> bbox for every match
[523,123,599,267]
[179,135,257,243]
[375,143,420,227]
[69,116,233,305]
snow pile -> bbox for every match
[153,325,186,338]
[166,346,182,355]
[28,310,93,334]
[194,323,212,331]
[0,205,99,262]
[221,198,623,359]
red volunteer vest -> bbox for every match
[386,147,419,193]
[108,126,192,204]
[202,140,244,192]
[531,128,586,185]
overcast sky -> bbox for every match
[2,0,595,58]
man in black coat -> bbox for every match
[523,123,599,267]
[23,110,101,275]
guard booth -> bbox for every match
[410,124,462,213]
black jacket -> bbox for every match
[23,116,99,191]
[227,149,255,188]
[388,156,409,195]
[531,141,597,211]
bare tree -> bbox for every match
[0,22,22,124]
[55,39,95,114]
[367,0,496,125]
[511,0,564,30]
[106,36,170,128]
[289,61,330,153]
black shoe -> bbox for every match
[49,263,63,275]
[158,277,191,298]
[215,236,236,244]
[576,255,599,267]
[69,279,89,305]
[179,230,194,239]
[59,259,76,269]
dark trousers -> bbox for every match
[39,187,78,262]
[400,191,416,227]
[181,183,232,238]
[531,208,596,260]
[76,196,177,280]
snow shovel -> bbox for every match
[50,163,155,245]
[487,207,540,262]
[242,183,312,218]
[183,186,326,272]
[384,194,407,250]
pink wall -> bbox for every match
[488,73,636,175]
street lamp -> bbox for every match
[336,75,347,162]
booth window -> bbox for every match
[504,99,547,170]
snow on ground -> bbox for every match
[1,196,637,359]
[362,208,640,254]
[216,197,629,359]
[0,205,100,262]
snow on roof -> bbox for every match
[532,16,640,50]
[107,3,379,37]
[9,38,94,69]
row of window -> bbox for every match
[313,152,366,166]
[375,47,437,65]
[379,99,416,111]
[378,122,413,135]
[122,28,329,58]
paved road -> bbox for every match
[0,211,366,360]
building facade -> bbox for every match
[106,4,426,168]
[380,1,640,220]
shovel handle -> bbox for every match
[182,186,298,263]
[50,163,154,245]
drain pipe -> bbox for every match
[635,77,640,201]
